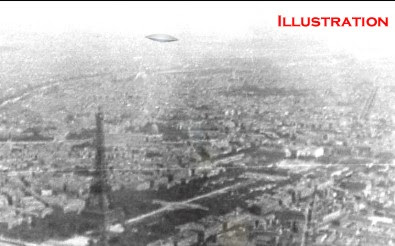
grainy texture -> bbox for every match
[0,2,394,246]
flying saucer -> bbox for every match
[146,34,178,42]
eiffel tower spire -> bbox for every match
[82,107,123,246]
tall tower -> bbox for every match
[301,184,318,246]
[82,107,123,246]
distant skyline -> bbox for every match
[0,1,394,59]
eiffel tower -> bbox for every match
[81,107,124,246]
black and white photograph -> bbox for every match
[0,2,394,246]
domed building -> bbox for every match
[142,122,160,135]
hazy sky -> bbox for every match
[0,1,394,59]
